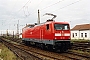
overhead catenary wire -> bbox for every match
[24,0,82,18]
[4,1,82,26]
[17,0,31,12]
[40,0,65,11]
[23,6,31,17]
[24,0,44,17]
[8,0,31,29]
[41,0,82,20]
[0,0,36,30]
[23,6,28,17]
[51,0,82,13]
[16,0,82,21]
[23,7,27,17]
[1,0,86,31]
[24,0,65,18]
[2,0,31,30]
[36,0,43,9]
[19,0,82,24]
[26,6,30,16]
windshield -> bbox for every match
[54,24,69,30]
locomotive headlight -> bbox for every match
[30,32,32,34]
[68,37,70,39]
[64,34,70,36]
[55,37,57,39]
[55,33,61,36]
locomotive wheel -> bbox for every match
[22,40,26,45]
[46,44,53,51]
[40,43,45,49]
[35,42,38,47]
[26,41,30,46]
[24,41,28,45]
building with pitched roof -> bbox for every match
[71,24,90,40]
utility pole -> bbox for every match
[17,20,19,38]
[37,9,40,24]
[1,31,2,36]
[13,31,14,38]
[6,29,8,36]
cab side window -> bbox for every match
[46,24,49,30]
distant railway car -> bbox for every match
[22,20,71,51]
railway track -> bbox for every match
[0,39,41,60]
[72,42,90,52]
[10,44,90,60]
[0,38,68,60]
[0,37,90,60]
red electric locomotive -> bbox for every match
[22,13,71,51]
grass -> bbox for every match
[0,43,21,60]
[70,49,90,55]
[71,39,90,43]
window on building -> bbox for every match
[75,33,77,36]
[81,33,83,37]
[85,33,87,37]
[72,33,74,37]
[46,24,49,30]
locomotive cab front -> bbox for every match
[54,23,70,40]
[53,22,71,51]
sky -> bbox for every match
[0,0,90,31]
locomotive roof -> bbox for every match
[45,21,69,24]
[34,21,69,27]
[24,24,35,28]
[23,21,69,28]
